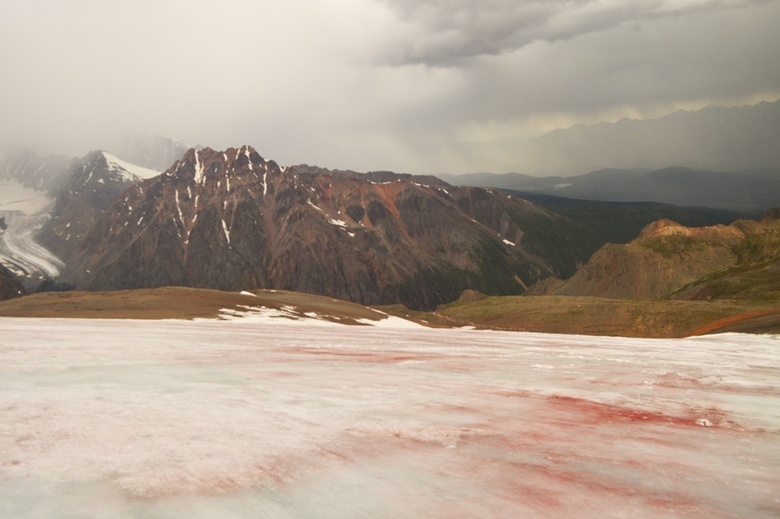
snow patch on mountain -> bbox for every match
[214,303,422,328]
[193,150,205,185]
[102,152,160,181]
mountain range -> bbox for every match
[439,167,780,213]
[502,99,780,176]
[54,146,594,310]
[1,101,778,313]
[438,99,780,212]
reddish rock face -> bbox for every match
[60,146,568,309]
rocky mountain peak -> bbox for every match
[164,146,282,191]
[55,146,600,309]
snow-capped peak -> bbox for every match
[101,151,160,181]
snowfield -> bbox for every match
[1,318,778,518]
[102,151,160,181]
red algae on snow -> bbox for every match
[0,318,778,518]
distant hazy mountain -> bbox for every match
[442,166,780,213]
[0,142,70,192]
[513,193,748,245]
[109,134,201,172]
[441,99,780,177]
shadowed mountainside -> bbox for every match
[0,264,25,300]
[443,167,780,213]
[508,192,748,245]
[383,295,780,337]
[57,146,604,310]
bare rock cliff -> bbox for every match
[61,146,576,309]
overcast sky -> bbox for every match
[1,0,779,174]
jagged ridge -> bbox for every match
[61,146,585,309]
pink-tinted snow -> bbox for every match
[1,317,778,518]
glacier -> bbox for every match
[0,181,63,279]
[0,317,778,518]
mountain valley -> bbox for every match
[1,109,778,331]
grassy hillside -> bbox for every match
[0,287,392,324]
[1,286,777,338]
[383,295,780,337]
[512,192,750,245]
[549,215,780,301]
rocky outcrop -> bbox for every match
[552,215,780,301]
[60,146,591,309]
[0,264,24,300]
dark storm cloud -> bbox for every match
[1,0,778,174]
[374,0,773,66]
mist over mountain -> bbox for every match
[443,166,780,213]
[440,99,780,178]
[109,134,201,172]
[0,142,71,193]
[2,100,778,309]
[37,150,159,262]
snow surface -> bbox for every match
[102,152,160,180]
[1,318,778,518]
[211,304,421,328]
